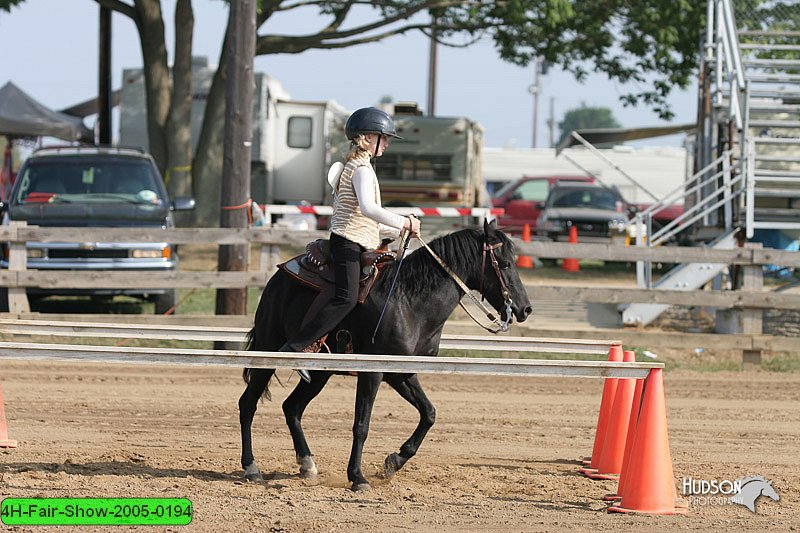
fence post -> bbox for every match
[741,242,763,367]
[7,221,30,314]
[258,217,281,275]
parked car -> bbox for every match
[491,175,595,234]
[0,145,195,313]
[536,182,633,243]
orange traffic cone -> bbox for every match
[562,225,580,272]
[579,343,623,471]
[585,350,636,480]
[0,383,18,448]
[608,368,686,514]
[604,376,645,501]
[516,223,534,269]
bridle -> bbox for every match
[416,235,514,333]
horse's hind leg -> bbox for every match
[239,368,275,482]
[282,372,332,479]
[383,374,436,479]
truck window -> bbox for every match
[376,154,452,182]
[287,116,313,149]
[15,158,164,205]
[514,180,550,201]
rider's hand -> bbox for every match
[404,216,421,236]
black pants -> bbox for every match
[287,233,364,351]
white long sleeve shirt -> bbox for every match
[352,166,406,236]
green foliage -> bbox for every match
[735,0,800,59]
[251,0,706,120]
[0,0,25,12]
[557,103,621,145]
[482,0,705,120]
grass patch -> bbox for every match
[763,354,800,372]
[28,287,264,316]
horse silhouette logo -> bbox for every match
[729,476,780,513]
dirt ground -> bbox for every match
[1,360,797,532]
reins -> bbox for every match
[415,234,513,334]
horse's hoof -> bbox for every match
[297,456,318,479]
[351,482,371,492]
[299,466,318,480]
[383,453,402,478]
[243,463,264,482]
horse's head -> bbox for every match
[479,219,532,324]
[731,476,781,513]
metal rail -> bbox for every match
[0,341,661,379]
[0,319,619,355]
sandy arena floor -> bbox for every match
[0,360,797,532]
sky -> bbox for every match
[0,0,697,149]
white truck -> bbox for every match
[119,59,486,217]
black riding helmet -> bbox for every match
[345,107,403,141]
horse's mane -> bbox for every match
[392,227,514,297]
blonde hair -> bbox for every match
[346,134,372,162]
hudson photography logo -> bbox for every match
[682,476,781,513]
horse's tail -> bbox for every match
[241,326,256,384]
[241,327,273,402]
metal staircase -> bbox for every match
[623,0,800,326]
[740,31,800,239]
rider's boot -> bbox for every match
[278,335,328,383]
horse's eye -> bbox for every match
[499,260,510,270]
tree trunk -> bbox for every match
[215,0,256,322]
[134,0,170,174]
[165,0,194,218]
[190,26,229,227]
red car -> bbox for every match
[491,175,595,234]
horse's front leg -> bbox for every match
[347,372,382,492]
[383,374,436,478]
[282,371,332,479]
[239,368,275,482]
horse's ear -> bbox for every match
[483,218,498,239]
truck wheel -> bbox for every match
[154,289,178,315]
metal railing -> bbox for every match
[632,0,751,259]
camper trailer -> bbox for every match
[119,59,486,216]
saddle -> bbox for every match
[278,238,396,305]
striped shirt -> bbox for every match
[329,154,405,249]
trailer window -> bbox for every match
[376,154,451,182]
[287,116,312,148]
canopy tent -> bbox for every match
[0,81,93,142]
[0,81,94,200]
[555,123,696,154]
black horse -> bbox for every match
[239,220,532,491]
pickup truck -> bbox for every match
[491,175,595,234]
[0,145,195,313]
[492,174,684,237]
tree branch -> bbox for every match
[258,22,433,54]
[322,0,354,34]
[92,0,137,20]
[256,0,476,54]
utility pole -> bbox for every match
[427,17,438,116]
[98,5,112,145]
[216,0,256,326]
[547,97,555,148]
[528,57,543,148]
